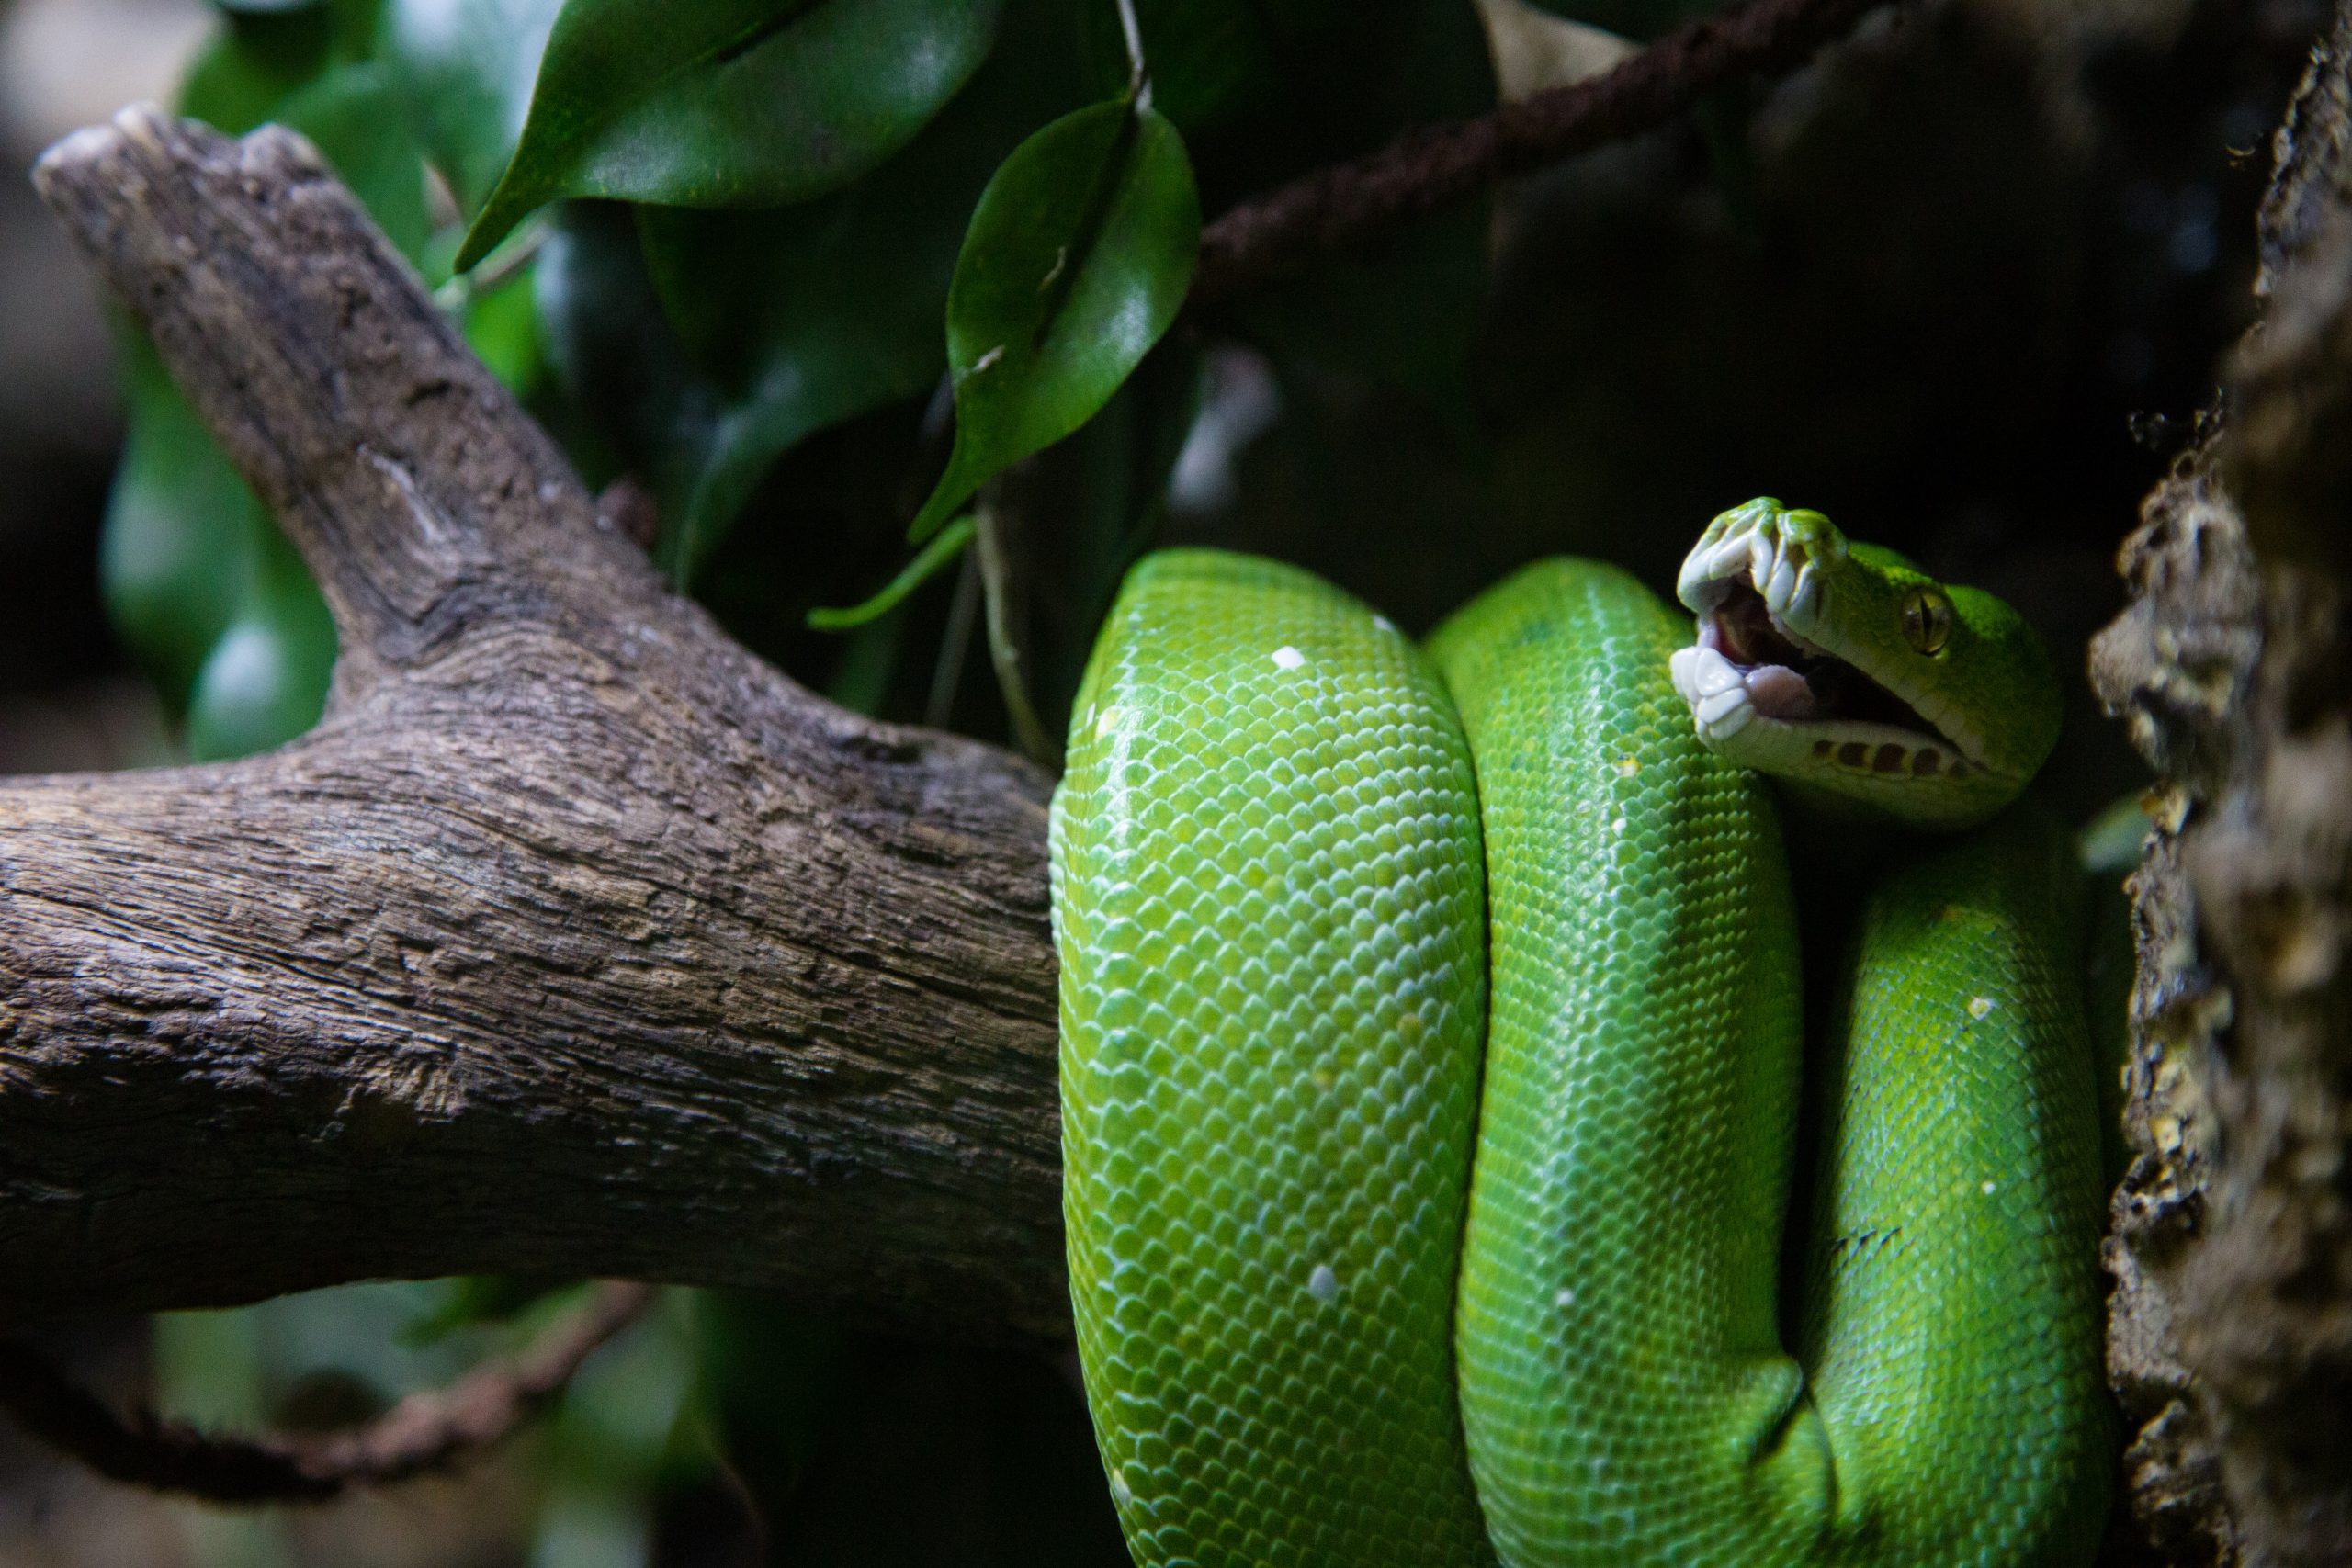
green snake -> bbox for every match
[1049,501,2110,1567]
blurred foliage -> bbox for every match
[71,0,2311,1561]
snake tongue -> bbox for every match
[1694,581,1952,747]
[1698,587,1825,720]
[1745,664,1817,720]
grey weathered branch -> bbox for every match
[0,108,1068,1340]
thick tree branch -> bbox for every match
[1190,0,1895,307]
[0,1282,652,1500]
[2,110,1067,1339]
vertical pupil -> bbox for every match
[1905,592,1948,652]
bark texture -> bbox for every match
[2091,6,2352,1562]
[0,109,1069,1341]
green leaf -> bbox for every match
[517,0,1100,586]
[179,7,337,133]
[182,525,337,761]
[107,335,335,759]
[377,0,564,215]
[276,62,435,264]
[461,265,546,394]
[193,0,383,87]
[100,338,270,707]
[905,98,1199,546]
[641,189,956,586]
[808,516,977,629]
[531,201,714,492]
[632,30,1058,586]
[456,0,1006,271]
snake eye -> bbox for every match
[1901,587,1953,655]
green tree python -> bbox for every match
[1050,500,2110,1567]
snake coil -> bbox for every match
[1051,502,2109,1568]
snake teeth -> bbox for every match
[1685,523,1822,632]
[1669,646,1755,739]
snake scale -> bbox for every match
[1050,501,2111,1567]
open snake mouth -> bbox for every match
[1688,579,1978,779]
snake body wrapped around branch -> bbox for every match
[1051,500,2110,1566]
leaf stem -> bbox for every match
[808,516,978,629]
[974,496,1057,769]
[926,542,983,728]
[1114,0,1150,108]
[433,218,548,313]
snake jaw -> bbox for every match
[1672,501,2033,827]
[1675,496,1844,630]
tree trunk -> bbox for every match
[2091,6,2352,1562]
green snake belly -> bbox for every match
[1051,549,2110,1567]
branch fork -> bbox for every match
[4,108,1068,1341]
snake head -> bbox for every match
[1669,499,2060,829]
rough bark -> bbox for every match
[0,109,1069,1341]
[2091,6,2352,1562]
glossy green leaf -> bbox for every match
[905,98,1199,546]
[378,0,563,214]
[639,197,948,585]
[519,0,1099,587]
[532,200,713,492]
[179,6,339,134]
[456,0,1006,270]
[632,34,1058,587]
[100,338,271,707]
[276,62,435,263]
[462,265,546,394]
[808,516,977,629]
[182,525,337,761]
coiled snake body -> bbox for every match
[1050,502,2110,1567]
